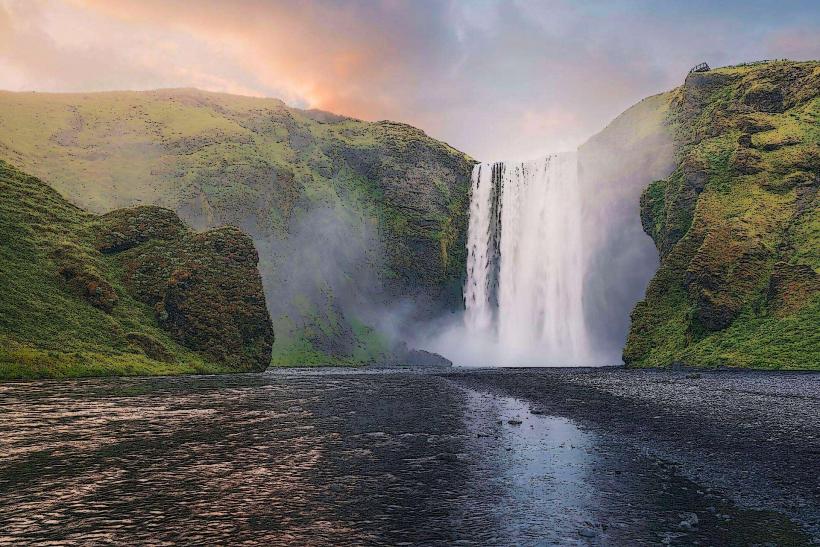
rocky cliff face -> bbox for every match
[577,93,676,361]
[0,160,272,378]
[624,61,819,369]
[0,90,474,365]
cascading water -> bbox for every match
[464,153,591,366]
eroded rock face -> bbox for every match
[742,84,784,113]
[97,207,273,371]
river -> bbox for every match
[0,368,816,545]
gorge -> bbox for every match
[0,60,817,374]
[2,2,819,543]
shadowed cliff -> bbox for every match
[578,92,677,362]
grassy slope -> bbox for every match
[624,61,820,369]
[0,89,474,365]
[0,160,257,379]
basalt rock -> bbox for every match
[730,147,763,175]
[402,348,453,367]
[742,83,784,113]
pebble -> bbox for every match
[577,527,596,538]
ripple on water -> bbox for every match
[0,371,813,545]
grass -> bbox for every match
[0,160,267,379]
[0,88,475,366]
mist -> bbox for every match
[257,202,386,357]
[421,95,676,367]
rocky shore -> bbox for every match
[445,367,820,541]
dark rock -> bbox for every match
[737,133,753,148]
[730,148,763,175]
[736,116,775,134]
[758,135,801,151]
[386,342,453,367]
[682,71,736,113]
[682,155,709,193]
[97,209,273,371]
[403,349,453,367]
[678,512,699,531]
[743,83,784,113]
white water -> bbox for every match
[463,153,591,366]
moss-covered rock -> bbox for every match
[0,160,273,378]
[97,210,274,371]
[625,60,820,369]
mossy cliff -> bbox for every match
[0,160,272,379]
[624,61,819,369]
[0,90,473,365]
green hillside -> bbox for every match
[0,160,272,379]
[0,89,474,365]
[624,60,820,369]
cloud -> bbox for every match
[0,0,818,159]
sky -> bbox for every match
[1,0,818,160]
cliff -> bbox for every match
[0,160,272,378]
[624,61,819,369]
[0,89,474,365]
[578,92,676,361]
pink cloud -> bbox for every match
[1,0,818,160]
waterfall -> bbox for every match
[464,153,591,366]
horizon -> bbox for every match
[2,0,818,161]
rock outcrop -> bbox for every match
[0,160,272,378]
[96,207,273,371]
[624,60,819,369]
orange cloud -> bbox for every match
[1,0,818,160]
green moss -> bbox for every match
[0,160,271,379]
[626,60,820,369]
[0,89,475,366]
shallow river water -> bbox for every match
[0,369,813,545]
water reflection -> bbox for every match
[0,371,811,545]
[459,391,601,543]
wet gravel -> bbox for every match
[446,367,820,543]
[0,367,817,545]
